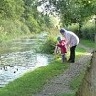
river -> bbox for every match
[0,33,53,87]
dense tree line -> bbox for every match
[0,0,96,41]
[39,0,96,40]
[39,0,96,26]
[0,0,53,41]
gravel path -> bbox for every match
[33,44,93,96]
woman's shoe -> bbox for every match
[67,60,74,63]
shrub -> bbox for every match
[67,23,79,34]
[25,16,41,33]
[0,19,30,42]
[81,22,95,41]
[67,22,95,41]
[40,37,56,54]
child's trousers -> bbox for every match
[61,54,66,63]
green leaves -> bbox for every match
[39,0,96,26]
[0,0,24,19]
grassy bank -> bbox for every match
[0,60,69,96]
[0,42,87,96]
[80,39,96,49]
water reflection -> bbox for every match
[0,33,53,87]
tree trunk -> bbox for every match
[78,22,82,37]
[95,17,96,43]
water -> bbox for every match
[0,33,53,87]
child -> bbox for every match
[54,37,67,63]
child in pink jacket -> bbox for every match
[54,37,67,63]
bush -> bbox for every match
[67,22,95,41]
[25,16,41,33]
[67,23,79,33]
[0,19,30,42]
[66,23,81,37]
[40,37,56,54]
[81,22,95,41]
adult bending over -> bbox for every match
[60,28,79,63]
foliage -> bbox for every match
[66,21,96,41]
[0,0,24,19]
[70,72,85,91]
[22,0,54,32]
[67,23,79,35]
[39,0,96,27]
[39,28,61,54]
[43,15,54,28]
[0,0,55,41]
[25,16,41,33]
[80,39,96,49]
[81,22,95,41]
[0,19,30,42]
[40,37,56,54]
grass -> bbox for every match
[0,39,93,96]
[80,39,96,49]
[0,60,69,96]
[76,45,87,59]
[66,44,87,61]
[0,46,86,96]
[70,72,85,91]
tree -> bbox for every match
[38,0,96,26]
[0,0,24,19]
[38,0,96,37]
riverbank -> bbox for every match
[0,60,69,96]
[0,32,53,88]
[0,39,94,96]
